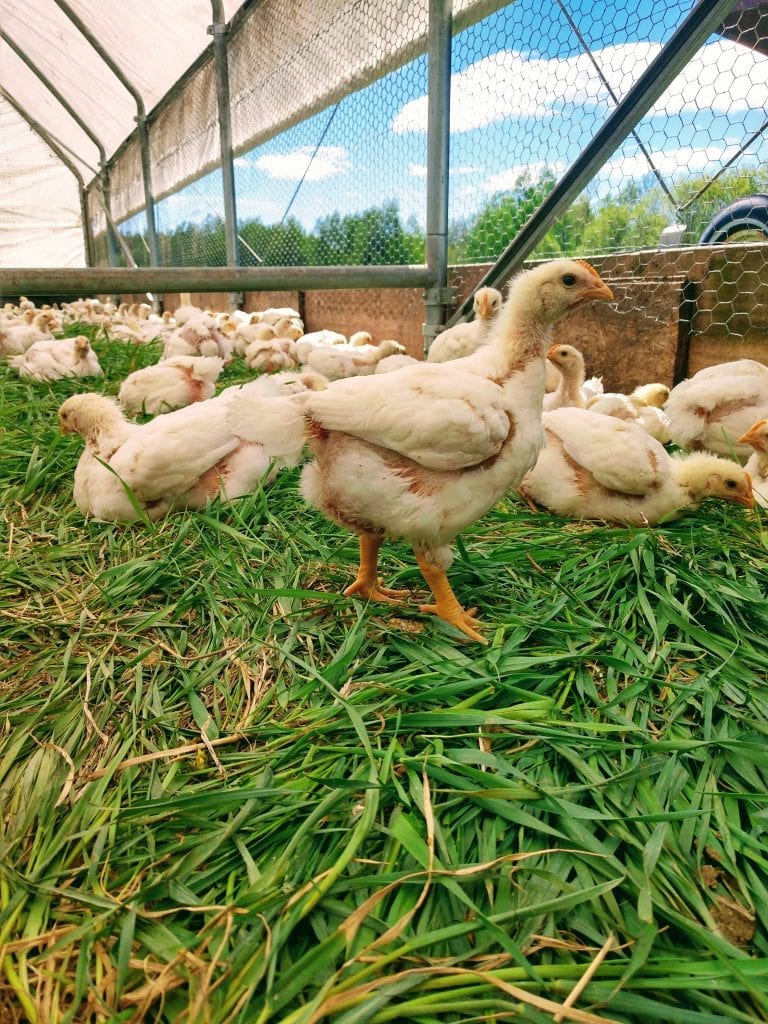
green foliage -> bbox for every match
[1,324,768,1021]
[113,166,767,270]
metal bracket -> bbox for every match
[423,286,456,304]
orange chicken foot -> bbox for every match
[344,533,410,604]
[415,551,487,644]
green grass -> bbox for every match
[1,325,767,1023]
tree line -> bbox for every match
[118,168,766,268]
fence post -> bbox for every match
[210,0,242,312]
[423,0,453,357]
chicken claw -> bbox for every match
[344,577,409,604]
[415,552,487,644]
[344,534,409,604]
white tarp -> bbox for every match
[0,100,84,267]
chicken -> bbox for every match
[519,407,753,524]
[376,352,420,374]
[161,314,233,363]
[300,338,406,381]
[118,356,225,415]
[217,369,327,402]
[259,306,302,327]
[172,303,204,325]
[426,286,503,363]
[9,336,103,381]
[295,329,348,355]
[244,337,298,372]
[350,331,373,347]
[664,359,768,460]
[227,258,613,642]
[0,311,57,356]
[632,382,669,407]
[59,391,299,523]
[542,343,587,411]
[738,419,768,507]
[586,391,671,443]
[581,375,604,401]
[233,320,275,357]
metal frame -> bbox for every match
[423,0,454,353]
[0,0,743,320]
[2,265,438,296]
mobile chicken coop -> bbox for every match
[1,2,768,1023]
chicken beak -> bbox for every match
[738,428,761,448]
[733,475,755,509]
[583,281,614,303]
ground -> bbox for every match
[1,324,767,1023]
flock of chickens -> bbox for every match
[4,256,767,642]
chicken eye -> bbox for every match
[561,274,577,287]
[725,479,738,489]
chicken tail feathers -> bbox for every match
[226,392,307,456]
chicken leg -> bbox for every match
[415,551,486,644]
[344,533,409,603]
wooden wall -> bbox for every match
[121,242,768,388]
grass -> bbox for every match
[1,324,767,1023]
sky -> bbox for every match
[146,0,768,240]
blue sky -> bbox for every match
[146,0,768,238]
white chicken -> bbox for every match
[519,407,753,524]
[299,338,406,381]
[738,419,768,508]
[375,352,420,374]
[227,258,613,642]
[664,359,768,460]
[10,336,103,381]
[632,382,669,407]
[586,391,672,443]
[233,320,275,357]
[217,369,327,402]
[0,311,58,356]
[59,391,299,523]
[244,337,298,373]
[118,356,225,415]
[426,286,503,363]
[161,314,233,363]
[259,306,302,327]
[542,343,587,411]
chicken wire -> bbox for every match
[6,0,768,347]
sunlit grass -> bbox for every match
[1,325,767,1022]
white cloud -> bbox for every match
[253,146,351,181]
[392,39,768,134]
[596,143,745,189]
[409,162,428,178]
[484,160,567,193]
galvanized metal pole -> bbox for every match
[51,0,161,273]
[78,187,95,268]
[210,0,242,311]
[446,0,740,327]
[0,265,438,297]
[423,0,453,356]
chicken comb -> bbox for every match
[575,258,601,278]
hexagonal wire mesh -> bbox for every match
[93,0,768,348]
[446,0,768,350]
